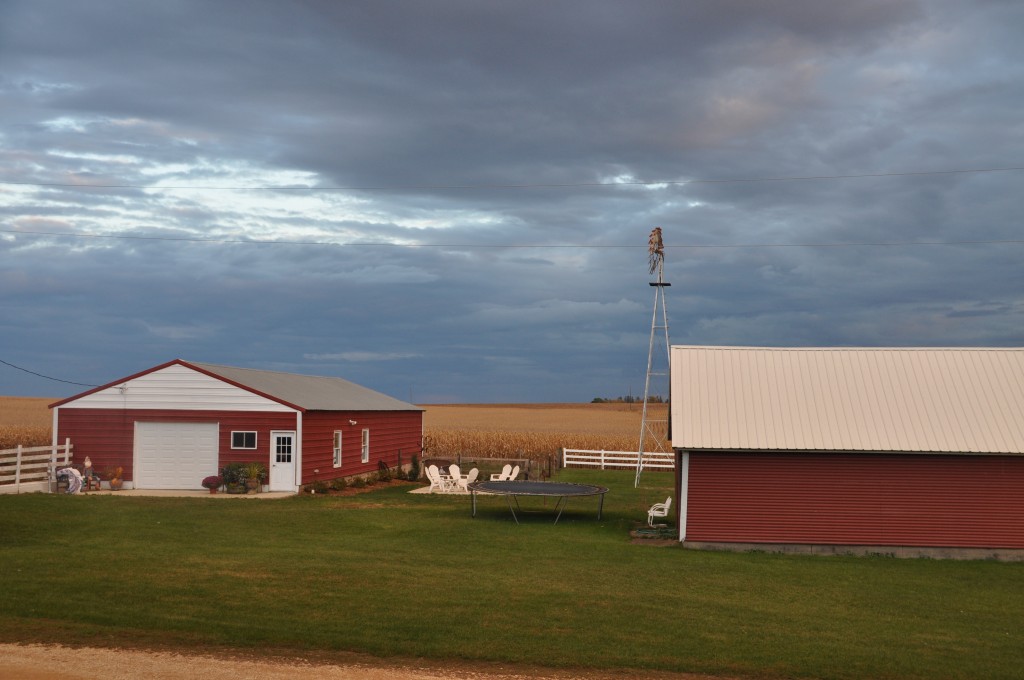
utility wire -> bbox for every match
[0,359,98,387]
[1,166,1021,192]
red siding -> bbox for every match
[686,452,1024,549]
[55,408,297,481]
[302,410,422,483]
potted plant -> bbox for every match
[243,462,267,492]
[220,462,247,494]
[201,475,223,494]
[105,466,124,491]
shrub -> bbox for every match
[351,477,366,489]
[330,477,348,492]
[408,454,420,481]
[220,462,247,485]
[306,480,329,494]
[376,460,391,482]
[201,475,222,490]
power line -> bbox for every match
[2,228,1022,250]
[1,166,1021,192]
[0,358,98,387]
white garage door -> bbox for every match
[135,422,219,489]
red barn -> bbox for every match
[50,359,423,492]
[670,346,1024,558]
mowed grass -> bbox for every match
[1,469,1022,680]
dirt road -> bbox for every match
[0,643,726,680]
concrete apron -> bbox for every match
[74,489,295,499]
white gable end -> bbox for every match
[60,363,295,412]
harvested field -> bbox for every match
[0,397,53,427]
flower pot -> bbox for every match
[109,479,123,491]
[208,487,218,494]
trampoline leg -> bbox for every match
[598,494,604,520]
[505,494,520,524]
[553,496,567,524]
[471,490,477,517]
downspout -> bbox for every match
[676,450,689,542]
[294,410,303,491]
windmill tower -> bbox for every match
[635,227,671,487]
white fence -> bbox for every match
[561,448,675,470]
[0,439,73,494]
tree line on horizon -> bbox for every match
[590,395,666,404]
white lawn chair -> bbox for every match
[648,497,672,526]
[491,464,512,481]
[458,467,479,493]
[426,465,444,493]
[446,464,461,493]
[508,465,520,481]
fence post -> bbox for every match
[600,449,605,470]
[15,445,23,491]
[49,443,57,494]
[64,438,71,464]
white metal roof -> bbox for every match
[670,346,1024,455]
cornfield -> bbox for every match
[0,397,53,449]
[0,426,51,449]
[421,403,669,464]
[0,397,671,461]
[422,429,644,463]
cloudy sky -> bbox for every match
[1,0,1022,403]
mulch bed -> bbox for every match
[305,478,424,497]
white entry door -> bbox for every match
[269,431,296,491]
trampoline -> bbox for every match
[468,480,609,524]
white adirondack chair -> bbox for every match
[508,465,520,481]
[491,464,512,481]
[648,497,672,526]
[426,465,444,493]
[458,467,479,493]
[446,464,461,492]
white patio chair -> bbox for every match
[446,464,461,493]
[426,465,444,493]
[491,464,512,481]
[458,467,479,493]
[648,497,672,526]
[508,465,520,481]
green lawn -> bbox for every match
[1,469,1021,680]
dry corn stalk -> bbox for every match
[422,428,665,464]
[0,425,51,450]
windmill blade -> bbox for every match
[648,227,664,274]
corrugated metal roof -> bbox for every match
[671,346,1024,454]
[187,361,422,412]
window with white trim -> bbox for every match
[361,428,370,464]
[231,431,257,449]
[333,430,343,468]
